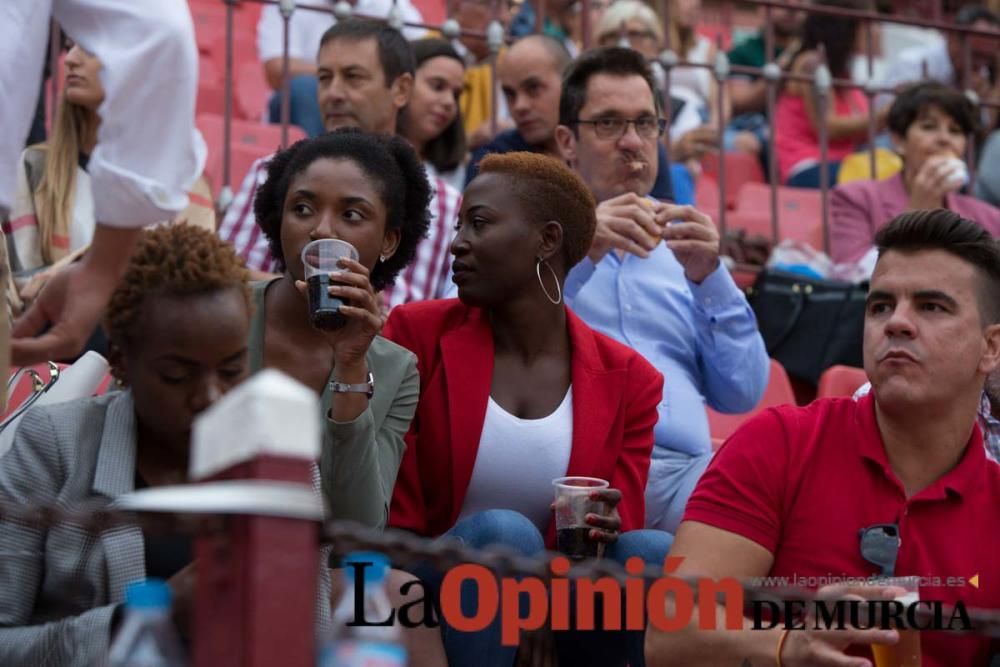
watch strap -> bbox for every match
[329,371,374,399]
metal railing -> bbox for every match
[196,0,1000,249]
[1,496,998,636]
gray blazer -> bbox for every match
[0,390,331,666]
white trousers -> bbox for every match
[0,0,206,226]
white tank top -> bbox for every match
[458,388,574,532]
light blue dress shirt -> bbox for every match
[564,243,769,457]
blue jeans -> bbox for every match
[412,509,673,667]
[267,74,325,138]
[786,161,842,188]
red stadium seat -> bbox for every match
[706,359,796,449]
[188,0,260,34]
[701,151,765,210]
[816,365,868,399]
[694,176,721,222]
[196,23,259,70]
[732,183,825,249]
[196,114,307,199]
[235,62,272,122]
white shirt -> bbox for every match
[670,35,713,110]
[876,36,953,109]
[257,0,426,63]
[458,388,574,532]
[0,0,205,225]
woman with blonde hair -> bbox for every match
[3,43,213,315]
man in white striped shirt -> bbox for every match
[219,19,460,310]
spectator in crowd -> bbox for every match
[3,1,205,367]
[509,0,580,55]
[0,225,275,663]
[465,33,678,201]
[595,0,720,174]
[219,19,461,310]
[775,0,886,187]
[397,39,468,192]
[385,152,670,667]
[2,43,215,318]
[249,129,429,528]
[257,0,424,138]
[832,81,1000,265]
[466,35,571,181]
[877,4,1000,121]
[446,0,515,147]
[646,209,1000,666]
[0,223,446,666]
[564,0,611,53]
[725,0,804,159]
[553,47,769,533]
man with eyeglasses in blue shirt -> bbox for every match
[553,46,769,534]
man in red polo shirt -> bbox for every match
[646,209,1000,666]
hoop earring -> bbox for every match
[536,259,562,305]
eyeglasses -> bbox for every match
[572,116,667,140]
[599,29,657,43]
[859,523,900,578]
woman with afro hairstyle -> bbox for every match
[0,224,283,663]
[250,128,429,529]
[384,152,671,667]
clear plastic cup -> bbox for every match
[552,476,609,561]
[301,239,359,330]
[869,575,921,667]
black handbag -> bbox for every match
[747,269,868,385]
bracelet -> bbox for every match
[775,628,791,667]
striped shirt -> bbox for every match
[218,155,461,309]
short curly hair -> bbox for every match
[104,224,251,366]
[253,128,432,291]
[477,152,597,268]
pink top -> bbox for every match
[775,87,869,183]
[830,172,1000,264]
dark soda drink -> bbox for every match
[307,274,348,330]
[557,526,600,561]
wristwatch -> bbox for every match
[329,372,375,399]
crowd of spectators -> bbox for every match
[0,0,999,665]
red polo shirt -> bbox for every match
[684,393,1000,666]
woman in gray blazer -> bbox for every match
[0,224,270,665]
[248,129,429,530]
[0,222,446,666]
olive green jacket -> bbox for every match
[248,280,418,529]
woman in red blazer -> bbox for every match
[383,153,669,667]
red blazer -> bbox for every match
[383,299,664,547]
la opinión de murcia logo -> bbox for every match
[341,557,974,644]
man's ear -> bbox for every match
[554,124,577,164]
[981,322,1000,376]
[391,72,414,111]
